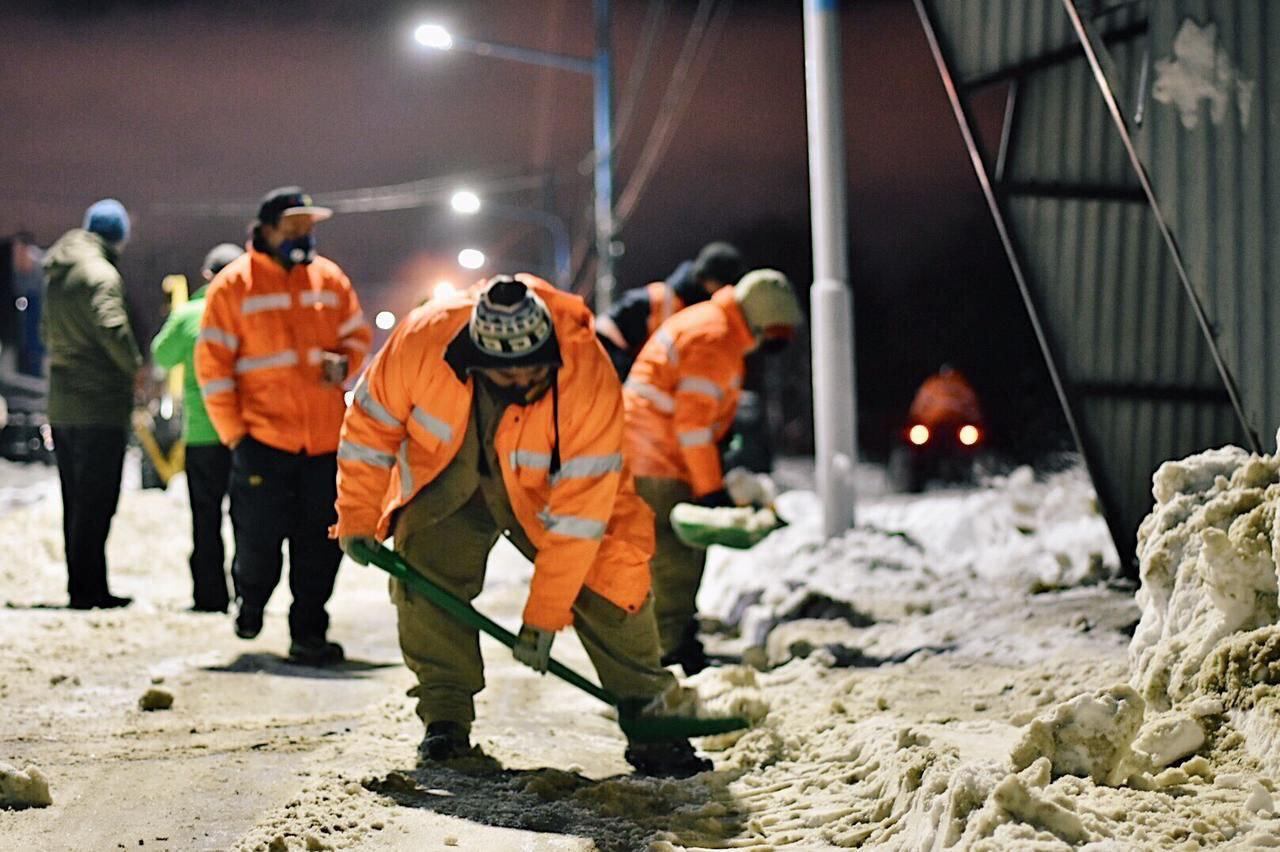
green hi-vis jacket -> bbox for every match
[151,284,221,445]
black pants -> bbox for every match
[52,425,127,606]
[185,443,232,611]
[230,436,342,640]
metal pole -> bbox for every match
[803,0,857,537]
[593,0,616,312]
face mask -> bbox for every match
[480,373,553,407]
[277,233,316,266]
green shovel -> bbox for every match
[351,541,751,743]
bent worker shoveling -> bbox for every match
[335,276,748,778]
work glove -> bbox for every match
[512,624,555,674]
[339,535,380,565]
[321,351,350,386]
[695,488,736,509]
[724,467,778,509]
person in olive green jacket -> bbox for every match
[151,243,244,612]
[40,199,142,609]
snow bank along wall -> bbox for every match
[915,0,1278,574]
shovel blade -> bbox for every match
[619,711,751,743]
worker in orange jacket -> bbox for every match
[624,269,803,673]
[196,186,371,666]
[335,275,710,778]
[595,242,744,378]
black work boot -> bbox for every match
[624,738,712,778]
[233,598,263,639]
[287,637,345,666]
[418,721,473,761]
[660,620,709,675]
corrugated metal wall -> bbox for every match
[915,0,1261,572]
[1139,1,1278,447]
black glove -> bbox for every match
[695,488,735,508]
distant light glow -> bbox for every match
[344,390,354,406]
[434,280,458,299]
[414,24,454,50]
[958,424,980,446]
[458,248,485,270]
[160,397,174,420]
[450,190,481,215]
[14,296,28,311]
[375,311,396,330]
[908,424,930,446]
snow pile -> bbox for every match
[0,763,51,809]
[701,466,1118,652]
[1129,446,1280,711]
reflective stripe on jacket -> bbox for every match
[194,247,371,453]
[643,281,683,340]
[623,286,754,496]
[334,275,654,632]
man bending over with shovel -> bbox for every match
[334,274,713,778]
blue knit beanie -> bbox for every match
[83,198,131,244]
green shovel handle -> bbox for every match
[350,540,617,706]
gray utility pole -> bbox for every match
[592,0,617,312]
[803,0,857,537]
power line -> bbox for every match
[614,0,733,230]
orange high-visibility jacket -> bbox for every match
[195,247,371,454]
[333,275,655,632]
[908,370,982,427]
[594,280,684,355]
[644,281,683,338]
[623,286,756,497]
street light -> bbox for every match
[448,188,571,289]
[458,248,486,270]
[413,24,453,51]
[450,189,481,215]
[412,3,616,311]
[374,310,397,330]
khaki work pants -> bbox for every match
[391,485,675,730]
[635,476,707,655]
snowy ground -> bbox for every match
[2,451,1279,850]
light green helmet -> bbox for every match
[734,269,803,339]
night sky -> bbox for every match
[0,0,1067,461]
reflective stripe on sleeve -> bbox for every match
[398,439,414,500]
[411,407,453,442]
[338,440,395,468]
[198,327,239,350]
[235,350,298,373]
[537,510,606,541]
[676,376,724,401]
[550,453,622,485]
[241,293,292,315]
[342,337,370,352]
[678,427,714,448]
[201,377,236,397]
[623,379,675,414]
[353,379,402,428]
[337,311,367,337]
[653,328,678,365]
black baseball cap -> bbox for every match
[256,186,333,226]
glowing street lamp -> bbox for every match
[374,310,396,330]
[411,4,617,310]
[413,24,453,51]
[458,248,486,270]
[450,189,481,215]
